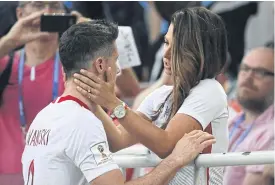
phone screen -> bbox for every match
[41,14,76,33]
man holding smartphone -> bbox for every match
[21,20,215,185]
[0,2,66,176]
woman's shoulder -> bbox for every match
[193,78,223,89]
[190,79,227,97]
[143,85,173,105]
[156,85,173,92]
[185,79,228,108]
[152,85,173,97]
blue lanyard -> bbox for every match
[229,114,254,152]
[18,49,60,129]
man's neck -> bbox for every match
[62,82,96,113]
[24,40,58,67]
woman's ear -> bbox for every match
[94,57,107,74]
[16,7,24,20]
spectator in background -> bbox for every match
[0,1,72,38]
[209,1,258,78]
[224,47,274,185]
[0,1,66,175]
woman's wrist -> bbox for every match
[93,105,102,116]
[107,97,122,112]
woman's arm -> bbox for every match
[94,105,139,152]
[110,105,202,158]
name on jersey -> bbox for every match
[26,129,51,146]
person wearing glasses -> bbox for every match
[224,46,274,185]
[0,1,66,175]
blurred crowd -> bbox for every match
[0,1,274,185]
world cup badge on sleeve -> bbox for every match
[90,141,112,166]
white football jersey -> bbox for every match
[22,95,119,185]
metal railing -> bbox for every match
[113,145,275,184]
[0,147,273,185]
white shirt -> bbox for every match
[137,79,229,185]
[21,95,119,185]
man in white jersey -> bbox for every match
[21,20,215,185]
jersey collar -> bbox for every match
[54,95,89,110]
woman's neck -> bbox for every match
[24,40,59,67]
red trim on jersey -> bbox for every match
[126,168,134,181]
[56,95,89,110]
[203,123,213,185]
[27,160,34,185]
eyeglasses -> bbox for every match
[20,1,64,11]
[239,64,274,79]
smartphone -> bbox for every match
[40,14,77,33]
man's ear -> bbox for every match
[94,57,107,74]
[61,67,66,82]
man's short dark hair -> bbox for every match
[59,20,118,79]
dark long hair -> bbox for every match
[154,7,228,129]
[0,52,14,105]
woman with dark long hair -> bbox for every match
[74,7,229,185]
